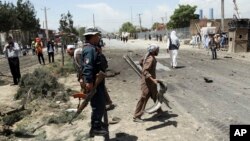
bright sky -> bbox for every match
[4,0,250,32]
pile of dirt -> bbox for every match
[15,68,67,101]
[47,111,85,124]
[0,55,83,140]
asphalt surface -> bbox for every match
[161,50,250,140]
[0,54,37,74]
[105,38,250,140]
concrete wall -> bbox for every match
[228,28,248,53]
[190,19,233,35]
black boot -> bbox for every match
[89,127,108,137]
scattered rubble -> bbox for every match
[203,77,213,83]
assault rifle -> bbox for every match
[69,71,106,124]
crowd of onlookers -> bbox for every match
[2,36,59,85]
[190,33,228,50]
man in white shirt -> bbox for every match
[66,45,82,81]
[3,36,21,85]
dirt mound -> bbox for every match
[15,68,66,101]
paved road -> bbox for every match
[159,50,250,140]
[0,54,38,75]
[105,38,250,140]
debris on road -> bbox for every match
[203,77,213,83]
[224,56,232,58]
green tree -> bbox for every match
[151,22,160,30]
[59,11,78,35]
[119,22,136,33]
[0,1,16,32]
[58,11,78,44]
[16,0,40,31]
[167,4,199,29]
[0,0,40,44]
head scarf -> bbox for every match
[170,31,178,40]
[147,43,159,53]
[143,43,159,64]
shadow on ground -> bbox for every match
[110,132,138,141]
[0,129,37,139]
[144,111,178,122]
[146,120,178,131]
[143,111,178,131]
[174,66,186,69]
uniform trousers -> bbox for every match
[90,81,106,129]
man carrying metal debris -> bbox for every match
[81,27,108,137]
[133,43,163,122]
[209,34,217,60]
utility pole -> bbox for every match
[151,16,153,27]
[161,17,165,30]
[165,12,168,23]
[161,17,164,24]
[130,7,133,24]
[161,13,167,30]
[93,14,95,28]
[161,17,165,24]
[138,13,142,32]
[41,7,49,41]
[221,0,224,32]
[233,0,241,19]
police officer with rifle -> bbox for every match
[81,28,108,137]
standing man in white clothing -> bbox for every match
[66,45,83,85]
[167,31,180,69]
[3,36,21,85]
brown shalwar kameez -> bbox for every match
[134,55,162,119]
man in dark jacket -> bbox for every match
[47,40,55,63]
